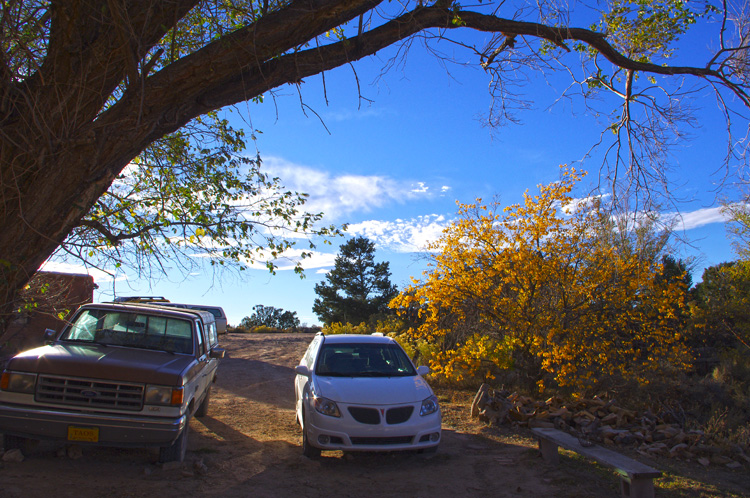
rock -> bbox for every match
[669,443,689,456]
[528,419,555,429]
[67,445,83,460]
[698,457,710,467]
[711,455,733,465]
[726,461,743,469]
[193,458,209,475]
[2,449,24,463]
[162,461,183,472]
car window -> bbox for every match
[195,321,206,356]
[315,343,416,377]
[304,336,321,369]
[61,309,194,354]
[207,322,218,347]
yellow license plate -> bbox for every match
[67,426,99,442]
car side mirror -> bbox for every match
[417,365,430,376]
[209,347,226,359]
[43,328,57,344]
[294,365,311,377]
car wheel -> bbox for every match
[195,387,210,418]
[301,410,321,458]
[159,420,189,463]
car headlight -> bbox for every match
[313,396,341,417]
[420,395,439,416]
[0,371,37,393]
[145,385,184,406]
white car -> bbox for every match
[294,333,441,457]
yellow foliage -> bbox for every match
[391,167,689,393]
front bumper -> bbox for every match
[0,402,186,447]
[305,402,441,452]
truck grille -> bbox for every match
[36,375,144,411]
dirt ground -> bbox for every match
[1,333,748,498]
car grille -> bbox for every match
[347,406,415,425]
[348,407,380,424]
[351,436,415,446]
[386,406,414,424]
[36,375,144,411]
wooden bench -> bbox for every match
[531,427,662,498]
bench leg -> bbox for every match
[620,477,655,498]
[537,438,560,465]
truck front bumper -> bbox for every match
[0,402,186,447]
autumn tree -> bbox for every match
[313,236,397,325]
[3,0,750,328]
[690,261,750,353]
[391,168,690,392]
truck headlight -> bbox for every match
[0,371,37,393]
[145,385,184,406]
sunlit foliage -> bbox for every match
[392,167,690,393]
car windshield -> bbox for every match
[315,343,416,377]
[59,309,194,354]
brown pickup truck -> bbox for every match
[0,302,224,462]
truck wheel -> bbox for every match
[195,388,210,418]
[159,421,189,463]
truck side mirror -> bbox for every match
[43,328,57,344]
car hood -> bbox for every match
[313,375,434,405]
[6,343,194,385]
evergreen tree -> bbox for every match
[313,237,398,326]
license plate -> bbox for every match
[67,426,99,442]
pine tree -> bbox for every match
[313,237,398,326]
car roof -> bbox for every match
[83,302,213,322]
[319,334,397,345]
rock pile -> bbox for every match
[470,383,749,469]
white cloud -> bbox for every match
[231,248,337,272]
[347,215,449,253]
[666,206,732,231]
[39,261,124,284]
[262,157,437,220]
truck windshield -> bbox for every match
[61,309,194,354]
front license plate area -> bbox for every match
[67,426,99,442]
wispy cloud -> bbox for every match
[666,206,732,231]
[263,157,438,220]
[321,107,395,122]
[347,215,448,253]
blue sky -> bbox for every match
[47,19,741,326]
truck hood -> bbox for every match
[6,343,194,385]
[313,375,433,405]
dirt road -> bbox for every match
[0,333,626,497]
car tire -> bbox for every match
[301,410,320,458]
[195,387,210,418]
[159,420,189,463]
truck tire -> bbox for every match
[159,421,189,463]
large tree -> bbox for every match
[313,236,397,325]
[2,0,749,324]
